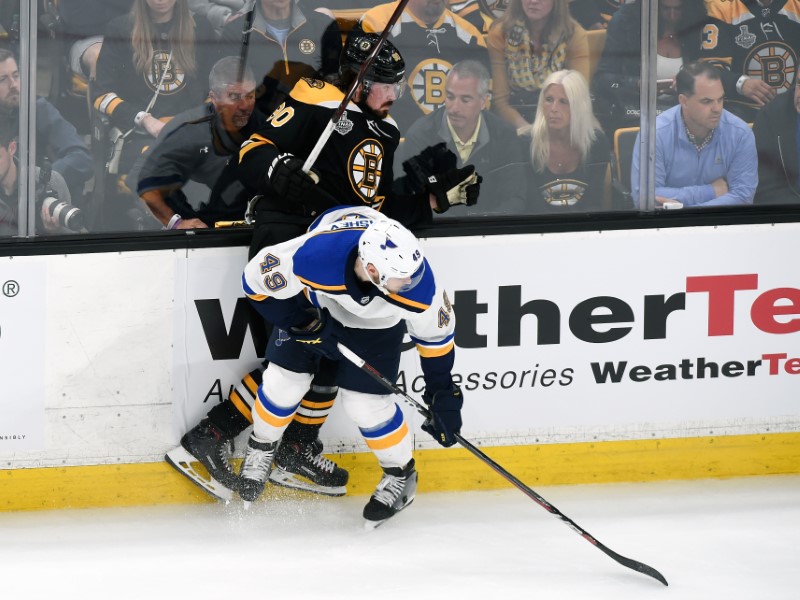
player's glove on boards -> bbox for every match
[288,307,344,360]
[422,385,463,447]
[267,153,336,217]
[425,165,482,214]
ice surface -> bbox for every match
[2,476,799,598]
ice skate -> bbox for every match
[238,434,278,507]
[164,419,237,503]
[269,439,349,496]
[363,459,417,529]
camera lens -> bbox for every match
[42,197,85,233]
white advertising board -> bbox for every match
[0,258,45,451]
[173,223,800,447]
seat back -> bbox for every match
[586,29,607,82]
[611,126,639,208]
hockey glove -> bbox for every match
[425,165,482,214]
[421,385,463,447]
[288,307,344,360]
[402,142,458,192]
[266,153,337,217]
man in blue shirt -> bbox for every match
[632,61,757,208]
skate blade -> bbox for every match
[164,446,234,504]
[268,467,347,497]
[363,498,415,530]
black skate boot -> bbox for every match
[238,434,278,506]
[164,418,237,503]
[269,439,349,497]
[363,459,417,529]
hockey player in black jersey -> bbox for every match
[165,32,480,503]
[699,0,800,122]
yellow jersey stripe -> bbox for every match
[297,275,348,292]
[387,293,430,311]
[416,340,455,358]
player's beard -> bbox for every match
[358,98,392,119]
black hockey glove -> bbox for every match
[425,165,482,214]
[402,142,457,193]
[267,153,337,216]
[288,307,344,360]
[421,385,463,447]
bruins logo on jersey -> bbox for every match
[745,41,797,93]
[540,179,586,207]
[146,50,185,95]
[349,139,384,204]
[409,59,453,115]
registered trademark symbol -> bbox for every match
[2,280,19,297]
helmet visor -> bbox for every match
[385,260,425,293]
[365,78,406,100]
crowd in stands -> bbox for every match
[0,0,798,236]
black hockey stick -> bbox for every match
[336,342,668,586]
[237,3,256,83]
[301,0,411,172]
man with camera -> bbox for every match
[0,115,83,236]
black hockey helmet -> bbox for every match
[339,32,405,85]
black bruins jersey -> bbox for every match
[700,0,800,114]
[358,2,488,130]
[238,78,402,213]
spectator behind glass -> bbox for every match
[187,0,247,34]
[631,62,757,209]
[753,68,800,205]
[0,49,93,205]
[357,0,489,131]
[699,0,800,123]
[215,0,342,117]
[592,0,707,133]
[397,59,527,216]
[526,69,610,213]
[0,114,81,237]
[134,56,264,229]
[93,0,215,230]
[487,0,589,134]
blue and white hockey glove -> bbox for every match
[422,385,463,447]
[288,307,344,360]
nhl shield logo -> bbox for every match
[735,25,756,50]
[360,296,370,305]
[336,111,354,135]
[299,39,316,54]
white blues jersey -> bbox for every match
[242,206,456,363]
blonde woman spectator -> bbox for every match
[487,0,589,133]
[526,69,610,213]
[93,0,215,229]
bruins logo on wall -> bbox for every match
[146,51,185,95]
[409,58,453,115]
[745,42,797,93]
[348,139,384,204]
[540,179,587,207]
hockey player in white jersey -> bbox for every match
[240,206,463,525]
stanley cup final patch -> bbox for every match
[335,111,354,135]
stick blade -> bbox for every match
[599,543,668,586]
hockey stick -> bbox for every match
[301,0,411,173]
[336,342,669,586]
[236,3,256,83]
